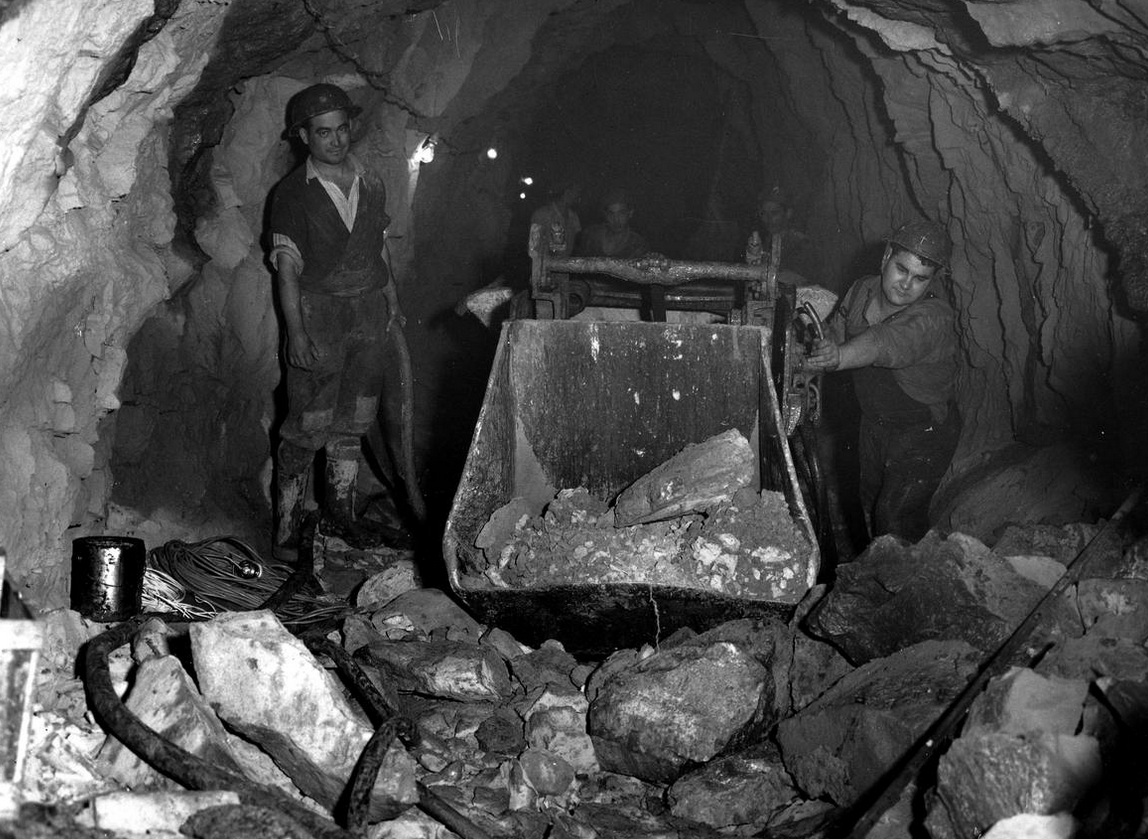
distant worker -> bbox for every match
[267,82,404,554]
[576,189,650,259]
[804,220,960,543]
[756,184,813,284]
[531,181,582,257]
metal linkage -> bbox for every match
[527,222,781,323]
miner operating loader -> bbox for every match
[804,220,961,543]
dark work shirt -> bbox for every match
[268,157,391,295]
[830,274,958,416]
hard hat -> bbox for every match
[887,221,952,269]
[286,83,362,134]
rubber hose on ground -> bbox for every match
[83,615,356,839]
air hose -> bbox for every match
[84,532,493,839]
[384,239,428,524]
[83,615,357,839]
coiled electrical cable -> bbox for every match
[146,535,350,627]
[141,567,216,620]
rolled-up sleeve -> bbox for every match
[270,233,304,275]
[269,180,307,275]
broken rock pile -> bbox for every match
[470,429,813,603]
[13,520,1148,839]
[478,486,810,602]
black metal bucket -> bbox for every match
[71,537,146,622]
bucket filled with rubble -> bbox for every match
[445,320,819,654]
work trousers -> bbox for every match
[278,286,389,473]
[858,406,961,543]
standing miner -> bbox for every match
[804,221,961,543]
[267,82,403,554]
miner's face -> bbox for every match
[299,110,351,166]
[604,201,632,233]
[880,247,939,309]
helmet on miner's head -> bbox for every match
[286,83,362,135]
[886,220,952,270]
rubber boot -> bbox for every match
[274,470,308,555]
[321,444,394,550]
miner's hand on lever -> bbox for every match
[804,337,840,372]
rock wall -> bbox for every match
[730,3,1139,485]
[0,0,229,606]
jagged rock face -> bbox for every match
[2,0,1147,607]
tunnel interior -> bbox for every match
[0,0,1145,626]
[7,0,1148,834]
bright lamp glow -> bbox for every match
[486,147,498,160]
[521,176,533,185]
[519,192,526,199]
[412,136,436,164]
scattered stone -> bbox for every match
[355,560,422,610]
[992,522,1098,565]
[585,647,645,703]
[518,748,575,796]
[613,428,755,526]
[776,640,981,806]
[475,708,526,756]
[1003,555,1067,590]
[565,801,683,838]
[511,643,580,692]
[129,616,171,663]
[368,807,462,838]
[342,612,381,653]
[570,662,596,688]
[963,668,1087,737]
[180,803,318,839]
[480,626,530,662]
[372,588,483,641]
[805,532,1078,665]
[588,629,774,782]
[78,790,240,833]
[477,496,536,565]
[930,732,1101,837]
[981,813,1076,839]
[666,741,798,829]
[96,654,244,789]
[787,630,853,713]
[507,759,537,811]
[412,700,498,753]
[189,611,418,820]
[485,484,811,601]
[1075,577,1148,641]
[525,699,598,774]
[1036,628,1148,681]
[364,639,513,701]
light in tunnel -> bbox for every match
[412,134,437,164]
[485,147,498,160]
[520,192,527,199]
[521,176,533,185]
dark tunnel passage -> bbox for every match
[405,34,782,527]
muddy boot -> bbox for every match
[321,445,397,550]
[274,470,308,556]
